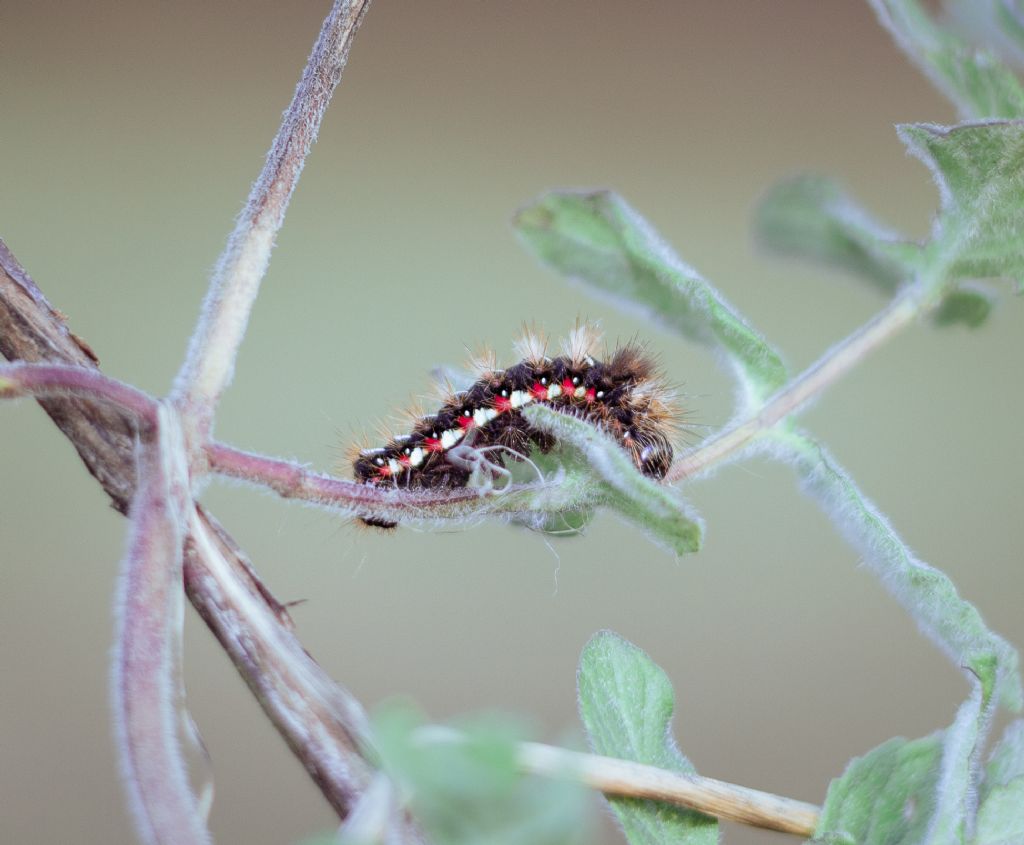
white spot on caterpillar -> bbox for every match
[574,386,586,398]
[440,429,463,449]
[387,458,402,474]
[510,390,532,408]
[471,407,499,426]
[409,447,425,467]
[547,384,562,399]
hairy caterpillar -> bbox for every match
[350,325,679,529]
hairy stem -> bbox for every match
[113,405,210,845]
[667,291,920,481]
[0,361,158,425]
[206,442,505,512]
[172,0,371,439]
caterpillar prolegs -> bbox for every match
[350,326,680,529]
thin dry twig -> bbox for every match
[172,0,371,442]
[517,741,821,837]
[0,241,139,510]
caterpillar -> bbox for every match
[350,325,679,529]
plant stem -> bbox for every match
[518,741,820,836]
[206,442,500,512]
[413,727,820,837]
[0,361,158,425]
[171,0,371,439]
[113,406,210,845]
[667,291,920,481]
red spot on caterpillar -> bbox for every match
[398,455,412,467]
[561,378,575,395]
[585,387,597,403]
[424,437,443,452]
[531,382,548,401]
[494,395,512,413]
[458,414,475,430]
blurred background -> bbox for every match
[2,2,1022,843]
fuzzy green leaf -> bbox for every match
[940,0,1024,68]
[900,120,1024,294]
[974,721,1024,843]
[755,174,919,294]
[577,631,717,845]
[869,0,1024,119]
[818,679,996,845]
[974,780,1024,844]
[816,735,944,845]
[981,720,1024,799]
[514,189,787,404]
[524,404,703,555]
[371,704,590,845]
[774,429,1022,712]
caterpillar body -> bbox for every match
[351,326,679,529]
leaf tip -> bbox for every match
[512,202,555,234]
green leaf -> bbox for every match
[755,174,919,294]
[940,0,1024,68]
[818,681,996,845]
[816,734,944,845]
[974,720,1024,843]
[900,120,1024,295]
[524,404,703,555]
[577,631,717,845]
[974,780,1024,844]
[869,0,1024,119]
[514,189,787,404]
[980,720,1024,799]
[372,703,590,845]
[773,429,1022,713]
